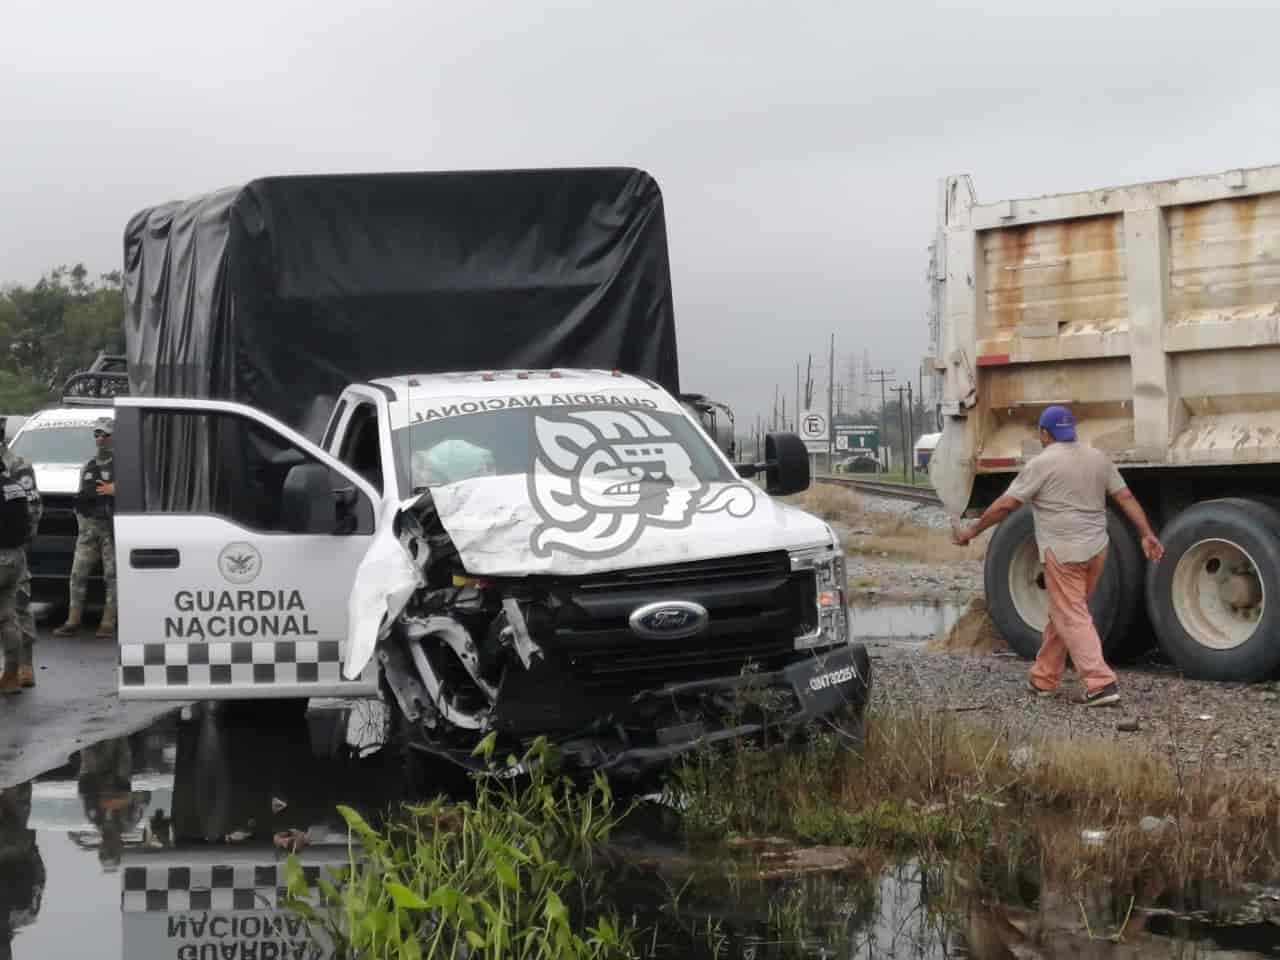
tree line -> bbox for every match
[0,265,125,413]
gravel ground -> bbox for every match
[845,557,982,605]
[869,642,1280,777]
[843,490,1280,779]
[849,496,956,531]
[830,495,985,604]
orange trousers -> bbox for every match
[1029,548,1117,694]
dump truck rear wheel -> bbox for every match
[984,506,1139,661]
[1147,498,1280,682]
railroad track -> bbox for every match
[815,475,943,507]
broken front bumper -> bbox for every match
[586,640,872,777]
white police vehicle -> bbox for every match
[8,386,119,607]
[112,370,870,774]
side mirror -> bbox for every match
[734,432,811,496]
[283,463,347,534]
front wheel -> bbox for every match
[1147,498,1280,682]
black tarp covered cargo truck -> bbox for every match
[114,168,869,776]
[122,167,680,437]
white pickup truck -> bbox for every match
[112,369,870,774]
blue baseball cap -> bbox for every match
[1038,405,1076,442]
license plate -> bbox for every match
[787,645,867,719]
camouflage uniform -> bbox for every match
[68,449,116,611]
[0,443,41,669]
[78,736,138,871]
[0,467,31,691]
[0,782,45,950]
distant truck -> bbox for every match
[114,168,870,776]
[928,162,1280,682]
[6,354,127,609]
[913,432,940,471]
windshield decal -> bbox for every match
[413,394,659,423]
[19,420,100,431]
[528,409,757,559]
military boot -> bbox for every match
[53,608,83,636]
[96,605,116,640]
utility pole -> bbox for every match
[892,385,909,482]
[918,364,924,433]
[827,333,835,472]
[795,363,801,430]
[804,354,814,410]
[906,380,915,485]
[868,368,894,472]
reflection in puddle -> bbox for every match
[849,602,966,642]
[5,700,1280,958]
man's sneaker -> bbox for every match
[1026,681,1055,697]
[1076,683,1121,707]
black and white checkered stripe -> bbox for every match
[119,640,366,688]
[121,862,328,913]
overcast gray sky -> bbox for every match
[3,0,1278,430]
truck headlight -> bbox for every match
[790,537,848,650]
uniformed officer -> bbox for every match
[77,736,139,872]
[0,782,45,954]
[0,419,42,689]
[54,417,116,639]
[0,462,32,696]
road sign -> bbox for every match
[835,424,879,452]
[799,410,828,443]
[800,410,829,455]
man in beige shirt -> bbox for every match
[952,406,1163,706]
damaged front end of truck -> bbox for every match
[346,488,871,779]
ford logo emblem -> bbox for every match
[628,601,709,640]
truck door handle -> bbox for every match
[130,548,180,570]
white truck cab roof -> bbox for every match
[361,369,663,431]
[10,404,114,496]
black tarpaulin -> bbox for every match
[123,167,680,438]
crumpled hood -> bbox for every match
[32,464,84,496]
[343,474,833,678]
[427,474,833,577]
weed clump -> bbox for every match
[786,486,982,565]
[664,708,1280,904]
[284,736,633,960]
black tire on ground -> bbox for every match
[1146,498,1280,682]
[983,505,1143,662]
[1105,517,1157,663]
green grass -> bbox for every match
[283,736,634,960]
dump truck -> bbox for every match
[928,162,1280,682]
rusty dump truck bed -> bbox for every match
[927,163,1280,516]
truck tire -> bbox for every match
[984,506,1141,661]
[1146,498,1280,682]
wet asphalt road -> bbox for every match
[0,628,182,789]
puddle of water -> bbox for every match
[6,701,1279,959]
[849,601,966,643]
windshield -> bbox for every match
[10,424,99,464]
[393,405,735,496]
